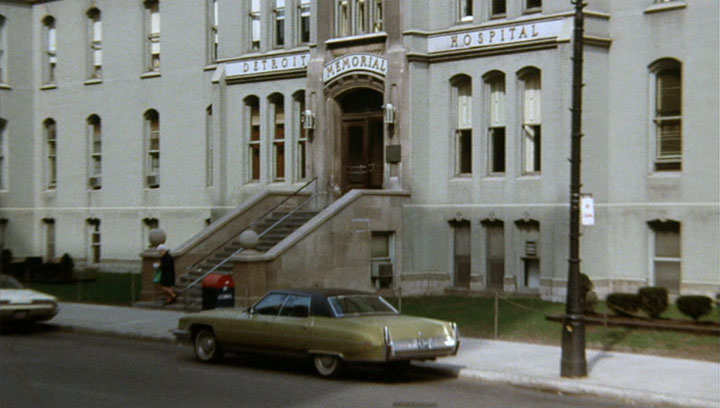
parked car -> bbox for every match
[174,289,460,377]
[0,274,59,323]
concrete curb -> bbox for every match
[455,369,717,408]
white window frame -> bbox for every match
[520,70,541,175]
[145,0,160,72]
[88,115,102,190]
[144,110,160,188]
[87,8,102,79]
[650,59,682,172]
[648,220,681,294]
[45,119,57,189]
[297,0,311,45]
[271,94,285,181]
[207,0,219,62]
[453,77,472,176]
[486,73,506,175]
[250,0,261,51]
[247,97,261,182]
[43,16,57,84]
[274,0,286,49]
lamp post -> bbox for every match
[561,0,588,378]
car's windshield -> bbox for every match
[0,274,23,289]
[328,295,398,317]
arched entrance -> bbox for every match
[338,88,384,192]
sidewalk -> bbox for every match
[52,302,720,408]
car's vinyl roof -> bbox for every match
[271,288,371,298]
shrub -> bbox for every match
[580,273,597,314]
[676,295,713,321]
[606,293,640,317]
[637,286,668,319]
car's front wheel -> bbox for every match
[194,327,223,363]
[313,354,343,378]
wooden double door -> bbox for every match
[342,114,384,192]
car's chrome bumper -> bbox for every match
[0,304,58,323]
[172,328,192,343]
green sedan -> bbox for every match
[174,289,460,377]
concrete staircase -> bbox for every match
[174,210,318,311]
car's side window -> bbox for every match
[253,293,288,316]
[279,295,311,318]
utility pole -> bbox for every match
[561,0,588,378]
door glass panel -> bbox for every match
[254,293,288,316]
[279,295,311,318]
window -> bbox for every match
[0,118,6,190]
[335,0,383,38]
[87,219,101,264]
[649,220,681,294]
[459,0,473,22]
[371,231,395,289]
[298,0,311,44]
[483,220,505,290]
[250,0,261,51]
[450,220,471,289]
[145,0,160,72]
[87,8,102,79]
[44,119,57,189]
[43,218,55,261]
[43,16,57,83]
[0,15,7,83]
[271,94,285,181]
[491,0,506,17]
[88,115,102,190]
[526,0,542,11]
[207,0,219,62]
[254,292,288,315]
[274,0,285,48]
[453,76,472,175]
[651,59,682,171]
[294,92,307,180]
[486,73,506,174]
[247,97,261,181]
[144,110,160,188]
[520,69,541,174]
[278,295,311,318]
[206,105,214,187]
[515,219,540,288]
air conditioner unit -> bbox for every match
[372,262,393,278]
[88,176,101,189]
[146,174,159,188]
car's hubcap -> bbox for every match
[314,355,338,376]
[196,332,215,360]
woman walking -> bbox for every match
[157,244,177,305]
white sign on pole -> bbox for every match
[580,195,595,226]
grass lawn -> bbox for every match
[388,295,720,362]
[25,271,142,306]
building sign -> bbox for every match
[323,53,388,83]
[225,52,310,77]
[580,195,595,226]
[428,19,564,53]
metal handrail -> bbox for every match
[184,177,318,275]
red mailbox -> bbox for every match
[201,274,235,310]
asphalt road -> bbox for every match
[0,325,651,408]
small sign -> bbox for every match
[580,195,595,226]
[323,53,388,83]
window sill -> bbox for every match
[140,71,161,79]
[524,7,542,15]
[204,63,218,72]
[40,83,58,90]
[325,32,388,48]
[0,83,10,90]
[42,189,57,199]
[518,174,541,180]
[484,174,506,180]
[644,1,687,14]
[84,78,103,86]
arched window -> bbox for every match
[87,115,102,189]
[452,75,472,175]
[43,16,57,83]
[144,110,160,188]
[484,71,506,174]
[86,8,102,79]
[519,68,541,174]
[650,59,682,171]
[44,118,57,189]
[270,93,285,181]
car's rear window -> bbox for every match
[328,295,398,317]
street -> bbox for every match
[0,326,652,408]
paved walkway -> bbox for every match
[51,303,720,408]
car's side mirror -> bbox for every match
[246,307,255,315]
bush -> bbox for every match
[606,293,640,317]
[580,273,597,314]
[676,295,713,321]
[637,286,668,319]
